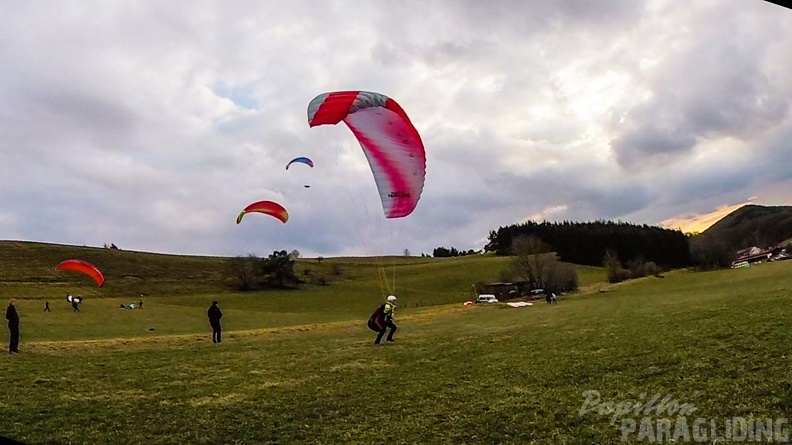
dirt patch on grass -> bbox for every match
[256,376,317,390]
[189,392,246,407]
[61,388,149,403]
[330,359,389,372]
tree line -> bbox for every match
[224,217,761,294]
[484,220,692,268]
[432,246,480,257]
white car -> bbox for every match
[476,294,499,304]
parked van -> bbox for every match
[476,294,499,304]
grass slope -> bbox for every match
[0,241,604,342]
[0,253,790,443]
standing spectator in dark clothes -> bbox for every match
[44,301,50,312]
[6,299,20,353]
[207,301,222,343]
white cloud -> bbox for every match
[0,0,791,257]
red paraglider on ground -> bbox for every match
[55,259,105,288]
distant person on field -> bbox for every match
[6,299,20,354]
[375,295,398,344]
[551,292,558,304]
[207,301,222,343]
[44,301,50,312]
[138,300,143,309]
[72,300,80,312]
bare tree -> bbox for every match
[505,235,579,292]
[510,235,554,289]
[544,261,579,292]
[226,254,258,290]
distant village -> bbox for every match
[731,244,791,268]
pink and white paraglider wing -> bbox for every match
[343,107,425,218]
[308,91,426,218]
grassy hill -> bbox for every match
[0,240,604,299]
[1,251,791,443]
[0,256,792,444]
[0,240,605,342]
[0,240,231,298]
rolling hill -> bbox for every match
[697,204,792,252]
[0,240,606,308]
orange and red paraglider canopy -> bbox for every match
[55,259,105,288]
[236,200,289,225]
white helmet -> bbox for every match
[387,295,397,303]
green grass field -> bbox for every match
[1,241,792,444]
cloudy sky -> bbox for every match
[1,0,790,258]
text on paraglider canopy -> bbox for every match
[388,191,411,198]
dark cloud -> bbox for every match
[0,0,790,257]
[610,0,790,169]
